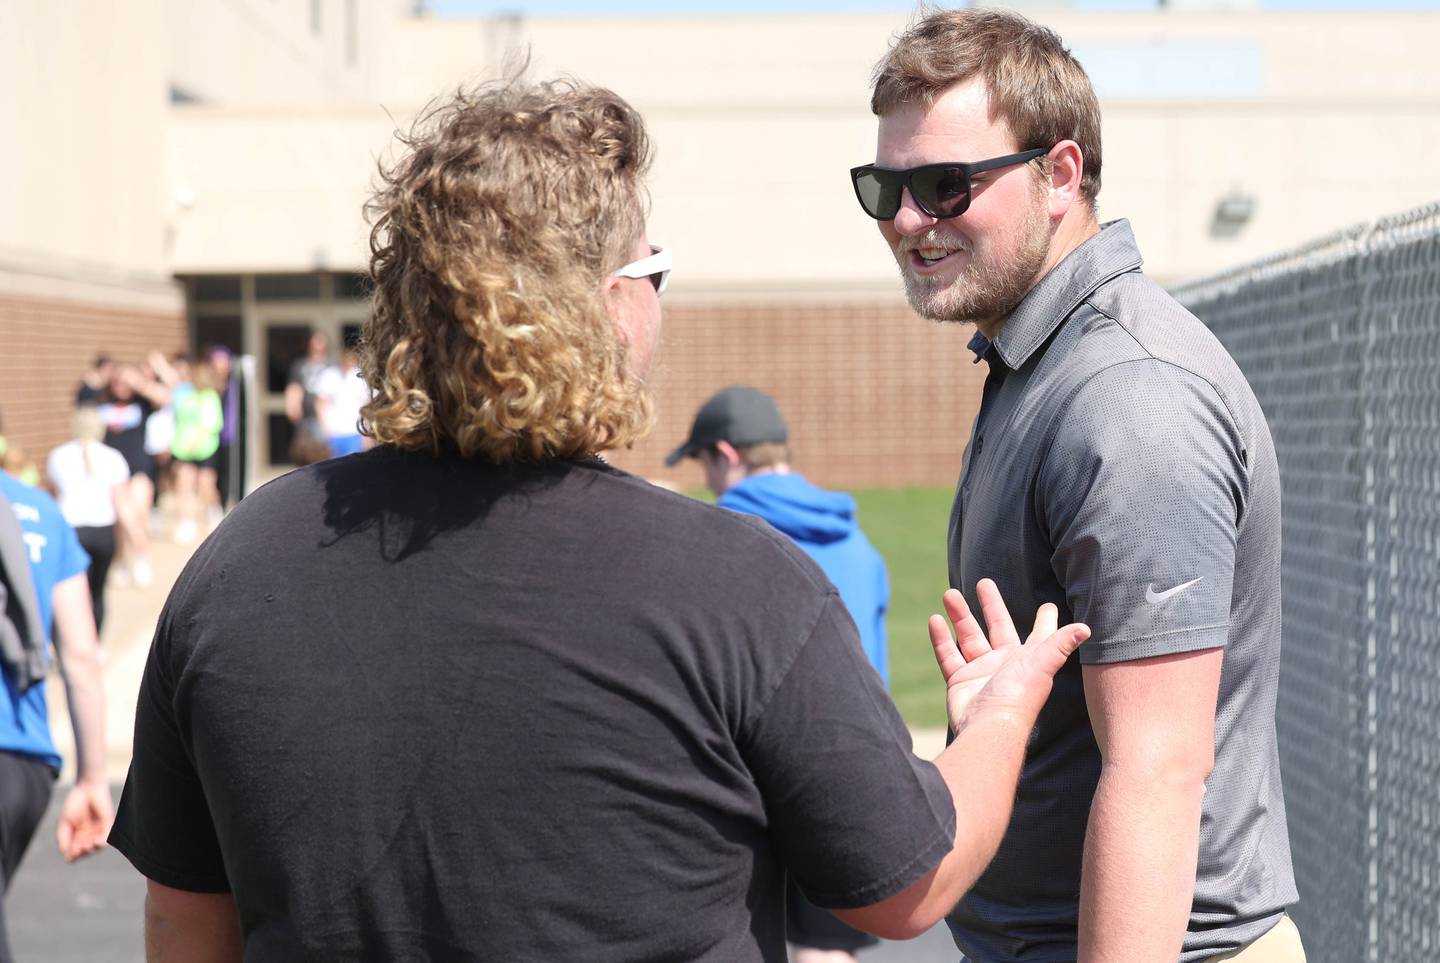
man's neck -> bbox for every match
[745,464,790,479]
[723,463,790,494]
[978,212,1102,342]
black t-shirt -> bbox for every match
[98,397,154,474]
[109,448,953,961]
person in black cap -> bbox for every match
[672,386,890,962]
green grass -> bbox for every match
[852,488,953,729]
[688,485,954,728]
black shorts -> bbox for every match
[0,751,55,961]
[174,451,220,472]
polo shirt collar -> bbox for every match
[990,219,1144,370]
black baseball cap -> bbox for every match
[665,386,788,466]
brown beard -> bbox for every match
[898,178,1052,331]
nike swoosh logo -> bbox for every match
[1146,576,1204,605]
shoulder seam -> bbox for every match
[1033,350,1250,529]
[1082,294,1247,432]
[740,590,844,746]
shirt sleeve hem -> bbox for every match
[108,830,231,894]
[1078,623,1229,665]
[802,824,955,911]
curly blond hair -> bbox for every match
[361,79,655,462]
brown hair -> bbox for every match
[362,79,654,462]
[870,7,1102,207]
[190,358,218,393]
[735,442,790,472]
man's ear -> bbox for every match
[602,273,626,325]
[1046,139,1085,219]
[715,440,743,468]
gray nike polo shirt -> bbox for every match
[946,221,1298,962]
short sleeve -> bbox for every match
[109,607,231,893]
[53,516,89,585]
[1038,361,1247,664]
[741,593,954,909]
[313,368,339,399]
[105,447,130,488]
[44,448,63,489]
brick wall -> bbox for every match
[0,285,983,492]
[606,296,987,491]
[0,290,186,472]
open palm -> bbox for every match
[927,579,1090,733]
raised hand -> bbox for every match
[927,579,1089,734]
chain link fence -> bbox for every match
[1174,203,1440,963]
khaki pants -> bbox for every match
[1206,915,1306,963]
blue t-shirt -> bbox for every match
[1,472,90,768]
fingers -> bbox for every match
[942,589,992,662]
[976,579,1021,648]
[59,815,107,862]
[1025,623,1091,679]
[1025,603,1059,645]
[928,614,967,681]
[56,816,74,860]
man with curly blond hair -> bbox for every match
[109,79,1087,960]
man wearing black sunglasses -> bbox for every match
[858,8,1301,963]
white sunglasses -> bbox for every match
[611,244,671,296]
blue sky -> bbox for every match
[428,0,1440,14]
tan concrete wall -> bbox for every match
[0,1,405,286]
[165,0,404,106]
[172,9,1440,286]
[0,1,171,279]
[166,108,396,274]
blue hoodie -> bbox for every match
[718,472,889,686]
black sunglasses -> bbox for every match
[849,148,1049,221]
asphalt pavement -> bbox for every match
[6,785,143,963]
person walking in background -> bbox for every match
[670,385,888,685]
[170,357,224,544]
[45,407,129,636]
[99,362,170,588]
[141,352,189,512]
[284,330,330,460]
[75,355,113,406]
[0,478,113,963]
[109,79,1088,960]
[669,384,889,963]
[0,407,39,489]
[314,345,371,458]
[208,346,241,509]
[853,8,1300,961]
